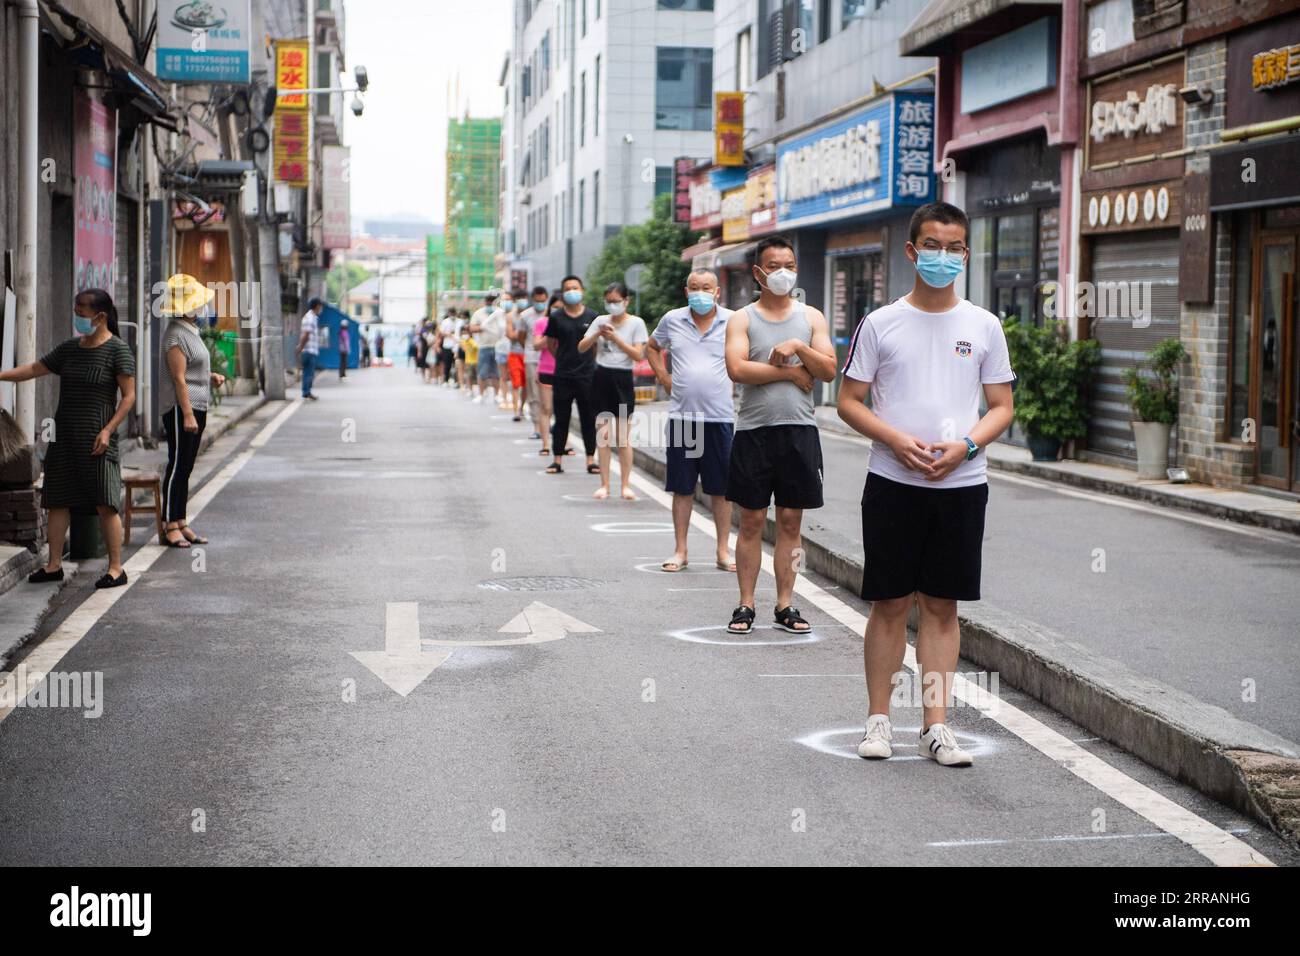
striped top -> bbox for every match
[158,320,211,412]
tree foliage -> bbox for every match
[325,262,373,305]
[584,192,698,329]
[1002,318,1101,442]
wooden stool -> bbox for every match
[123,474,164,546]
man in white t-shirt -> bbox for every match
[295,297,323,400]
[837,201,1014,768]
[469,293,504,403]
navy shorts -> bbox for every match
[665,420,733,497]
[859,472,989,602]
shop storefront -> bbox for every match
[1079,55,1186,463]
[775,91,936,401]
[1209,12,1300,493]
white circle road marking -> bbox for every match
[635,561,731,575]
[665,623,821,647]
[590,521,674,534]
[795,725,999,762]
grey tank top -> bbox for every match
[735,301,816,431]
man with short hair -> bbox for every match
[838,200,1014,768]
[469,292,504,404]
[543,275,599,475]
[723,235,837,636]
[646,268,736,573]
[338,317,350,379]
[296,297,324,400]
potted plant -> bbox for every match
[1125,338,1187,479]
[1002,318,1101,461]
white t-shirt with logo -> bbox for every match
[843,296,1014,489]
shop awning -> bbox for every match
[691,240,758,271]
[680,237,721,262]
[899,0,1060,56]
[42,0,172,122]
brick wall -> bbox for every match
[0,488,46,553]
[1177,38,1254,486]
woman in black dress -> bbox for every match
[0,288,136,588]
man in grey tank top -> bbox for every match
[723,235,837,637]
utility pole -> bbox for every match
[251,0,285,400]
[218,111,257,382]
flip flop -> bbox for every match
[715,559,737,572]
[660,559,688,572]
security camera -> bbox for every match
[622,133,634,144]
[354,65,369,92]
[351,95,364,117]
[1178,84,1214,106]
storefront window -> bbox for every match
[996,214,1034,272]
[1230,214,1253,437]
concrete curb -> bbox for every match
[620,434,1300,849]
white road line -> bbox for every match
[927,828,1251,848]
[620,462,1274,867]
[818,429,1299,547]
[0,400,302,725]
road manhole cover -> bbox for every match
[477,576,602,592]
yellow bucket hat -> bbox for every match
[158,273,215,317]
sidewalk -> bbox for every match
[0,391,267,668]
[814,406,1300,536]
[618,401,1300,847]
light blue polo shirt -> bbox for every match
[651,306,735,423]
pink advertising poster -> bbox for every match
[74,91,117,295]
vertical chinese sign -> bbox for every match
[322,146,351,249]
[274,39,310,188]
[893,94,935,206]
[74,90,117,295]
[715,92,745,167]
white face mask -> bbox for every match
[607,302,626,317]
[758,266,797,297]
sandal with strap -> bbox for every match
[546,462,564,474]
[586,463,601,475]
[727,604,756,635]
[179,524,208,545]
[164,528,191,549]
[774,605,812,634]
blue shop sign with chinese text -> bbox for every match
[156,0,252,84]
[776,92,935,230]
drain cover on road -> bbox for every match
[477,576,602,592]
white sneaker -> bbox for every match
[472,394,483,404]
[919,723,973,767]
[857,714,892,759]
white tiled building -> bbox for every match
[500,0,716,292]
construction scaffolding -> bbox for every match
[438,116,501,307]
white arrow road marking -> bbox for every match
[425,601,600,647]
[350,602,451,697]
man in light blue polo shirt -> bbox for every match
[646,268,736,573]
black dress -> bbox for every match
[39,336,136,513]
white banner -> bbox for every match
[322,146,352,251]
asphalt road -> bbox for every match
[0,367,1294,866]
[813,427,1300,744]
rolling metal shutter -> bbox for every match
[1086,230,1181,462]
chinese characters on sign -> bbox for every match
[322,146,351,250]
[156,0,251,84]
[1091,84,1180,141]
[1252,44,1300,91]
[74,91,117,295]
[895,97,934,202]
[274,39,310,188]
[673,157,694,225]
[715,92,745,167]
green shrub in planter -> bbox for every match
[1002,318,1100,443]
[1125,337,1186,424]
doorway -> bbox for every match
[1254,232,1299,491]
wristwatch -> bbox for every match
[963,436,979,461]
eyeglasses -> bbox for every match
[916,241,968,255]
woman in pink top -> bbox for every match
[532,293,563,456]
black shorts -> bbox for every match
[665,420,732,496]
[592,365,635,419]
[859,472,989,602]
[726,424,823,511]
[538,371,554,386]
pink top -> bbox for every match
[536,316,556,375]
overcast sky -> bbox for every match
[344,0,511,227]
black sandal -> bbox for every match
[563,446,576,456]
[727,605,756,634]
[546,462,564,474]
[95,570,128,589]
[179,525,208,545]
[27,567,64,584]
[164,529,191,549]
[774,605,812,633]
[586,463,600,475]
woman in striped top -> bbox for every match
[0,288,136,589]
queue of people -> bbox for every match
[440,201,1013,768]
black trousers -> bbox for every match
[163,405,207,523]
[440,348,456,382]
[551,376,597,457]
